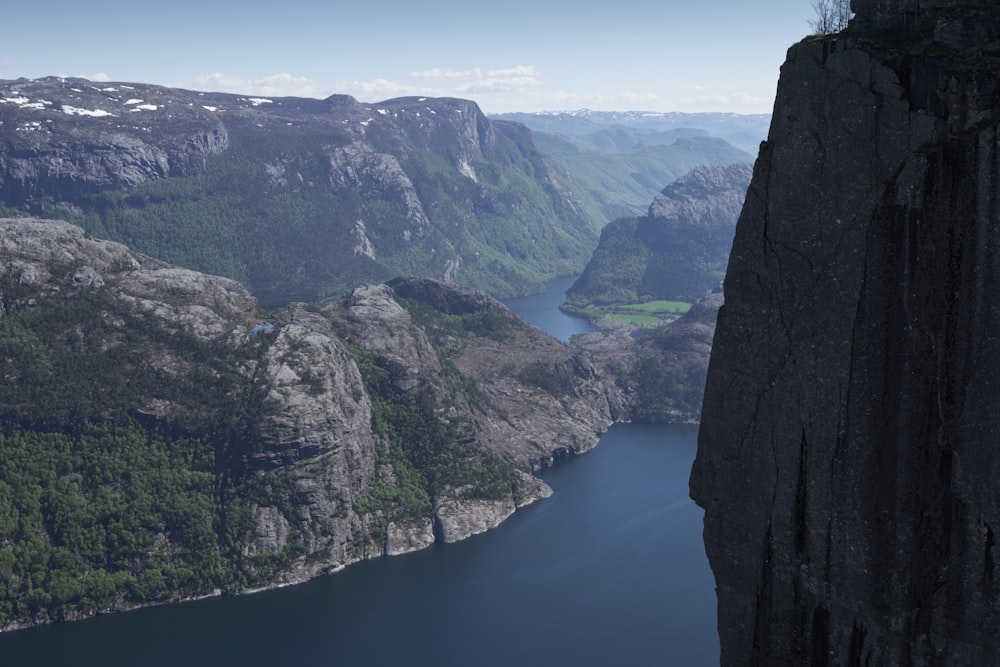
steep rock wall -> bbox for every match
[0,218,623,630]
[692,6,1000,666]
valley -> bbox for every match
[0,77,750,631]
[0,78,759,307]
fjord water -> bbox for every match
[501,275,599,341]
[0,278,718,666]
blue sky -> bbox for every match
[2,1,817,114]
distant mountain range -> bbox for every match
[0,77,762,306]
[491,109,760,219]
[490,109,770,155]
[0,77,603,305]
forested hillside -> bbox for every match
[0,79,605,306]
[565,163,751,316]
[1,78,760,307]
[0,218,622,630]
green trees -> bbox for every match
[0,275,270,625]
[0,423,228,624]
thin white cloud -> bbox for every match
[348,78,426,98]
[183,72,327,98]
[676,91,772,113]
[545,88,773,115]
[408,66,540,94]
[411,66,537,80]
[117,69,773,115]
[178,73,446,104]
[455,77,539,94]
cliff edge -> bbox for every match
[692,2,1000,665]
[0,218,620,630]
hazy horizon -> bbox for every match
[3,1,816,116]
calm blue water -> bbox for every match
[0,278,719,666]
[502,275,599,341]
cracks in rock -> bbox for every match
[984,521,996,589]
[795,428,810,559]
[751,521,775,665]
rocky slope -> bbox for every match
[566,163,751,309]
[0,77,600,305]
[692,2,1000,664]
[0,217,622,630]
[628,292,723,423]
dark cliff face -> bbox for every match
[692,4,1000,666]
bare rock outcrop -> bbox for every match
[0,77,228,199]
[0,218,627,628]
[324,277,622,544]
[433,492,517,544]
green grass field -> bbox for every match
[604,300,692,326]
[619,300,692,314]
[562,299,694,328]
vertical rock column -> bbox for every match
[692,15,1000,667]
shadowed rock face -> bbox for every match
[851,0,1000,32]
[692,3,1000,665]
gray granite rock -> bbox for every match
[0,218,625,610]
[692,5,1000,664]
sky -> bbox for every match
[2,1,817,115]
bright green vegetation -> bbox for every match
[563,299,693,327]
[622,300,692,313]
[0,422,235,624]
[605,300,692,326]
